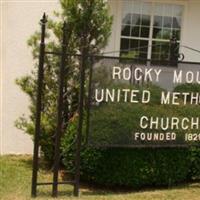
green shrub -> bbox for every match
[174,83,200,180]
[79,148,190,188]
[62,140,190,188]
[188,147,200,180]
[174,83,200,102]
[174,83,200,93]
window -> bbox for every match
[120,1,183,62]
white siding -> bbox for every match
[181,1,200,62]
[1,1,59,154]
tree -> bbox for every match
[15,0,112,163]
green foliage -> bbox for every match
[188,147,200,180]
[60,0,112,51]
[173,83,200,180]
[16,0,112,163]
[174,83,200,93]
[79,148,190,188]
[62,139,191,188]
[174,83,200,103]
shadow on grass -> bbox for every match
[85,179,200,195]
[20,156,54,171]
[37,190,73,198]
[36,186,114,198]
[34,180,200,198]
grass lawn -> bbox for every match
[0,155,200,200]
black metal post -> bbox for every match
[52,22,67,197]
[73,45,88,197]
[85,57,94,144]
[170,34,178,65]
[31,13,47,197]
